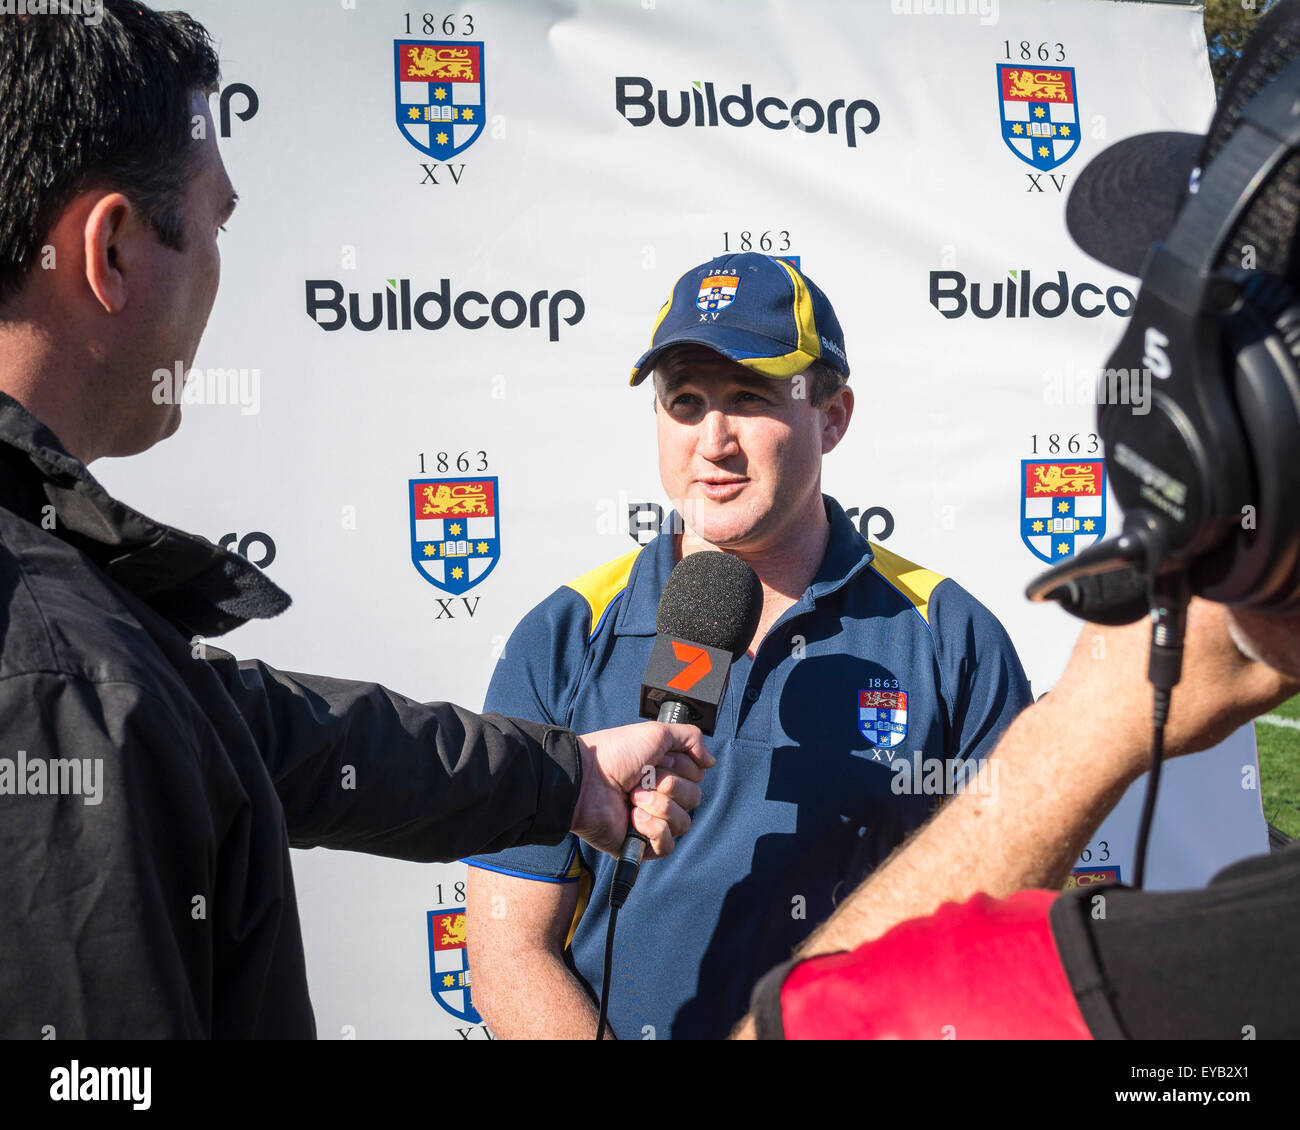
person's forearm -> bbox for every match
[476,953,613,1040]
[730,602,1300,1039]
[795,692,1142,960]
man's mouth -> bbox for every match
[697,478,748,500]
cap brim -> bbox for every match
[1065,131,1203,277]
[629,333,822,386]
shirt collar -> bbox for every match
[612,495,875,637]
[0,392,292,638]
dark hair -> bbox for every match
[803,358,847,407]
[0,2,220,306]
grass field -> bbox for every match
[1256,693,1300,839]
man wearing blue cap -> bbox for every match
[465,252,1032,1039]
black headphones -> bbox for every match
[1030,55,1300,614]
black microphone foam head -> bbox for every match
[656,551,763,661]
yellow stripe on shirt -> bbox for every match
[868,542,945,625]
[565,549,641,640]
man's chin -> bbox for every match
[160,403,183,441]
[680,506,767,553]
[104,405,182,461]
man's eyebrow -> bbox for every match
[656,370,691,394]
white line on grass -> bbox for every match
[1259,714,1300,731]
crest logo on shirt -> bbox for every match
[1021,460,1106,564]
[997,64,1080,170]
[1065,867,1121,889]
[427,910,482,1023]
[697,274,739,312]
[410,477,500,594]
[395,40,486,159]
[859,689,908,748]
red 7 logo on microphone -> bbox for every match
[666,641,713,691]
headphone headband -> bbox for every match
[1163,54,1300,280]
[1031,46,1300,613]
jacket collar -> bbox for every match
[0,392,291,639]
[613,495,874,637]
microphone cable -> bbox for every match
[596,906,619,1041]
[1026,513,1191,890]
[596,827,649,1040]
[1133,567,1190,889]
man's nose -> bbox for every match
[697,409,739,459]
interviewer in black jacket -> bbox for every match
[0,3,711,1038]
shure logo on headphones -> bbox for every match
[1142,327,1173,379]
[1114,442,1188,523]
[615,79,880,147]
[929,270,1136,320]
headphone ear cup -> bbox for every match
[1195,280,1300,607]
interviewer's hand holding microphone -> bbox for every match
[571,723,714,858]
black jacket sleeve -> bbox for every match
[203,652,585,862]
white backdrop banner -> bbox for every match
[93,0,1262,1039]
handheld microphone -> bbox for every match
[610,551,762,909]
[597,550,762,1039]
[641,550,765,731]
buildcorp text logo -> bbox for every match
[305,278,585,341]
[615,78,879,147]
[930,269,1134,320]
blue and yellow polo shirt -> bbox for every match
[467,497,1031,1039]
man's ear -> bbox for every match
[82,193,135,314]
[821,384,854,453]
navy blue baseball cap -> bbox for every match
[629,253,850,385]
